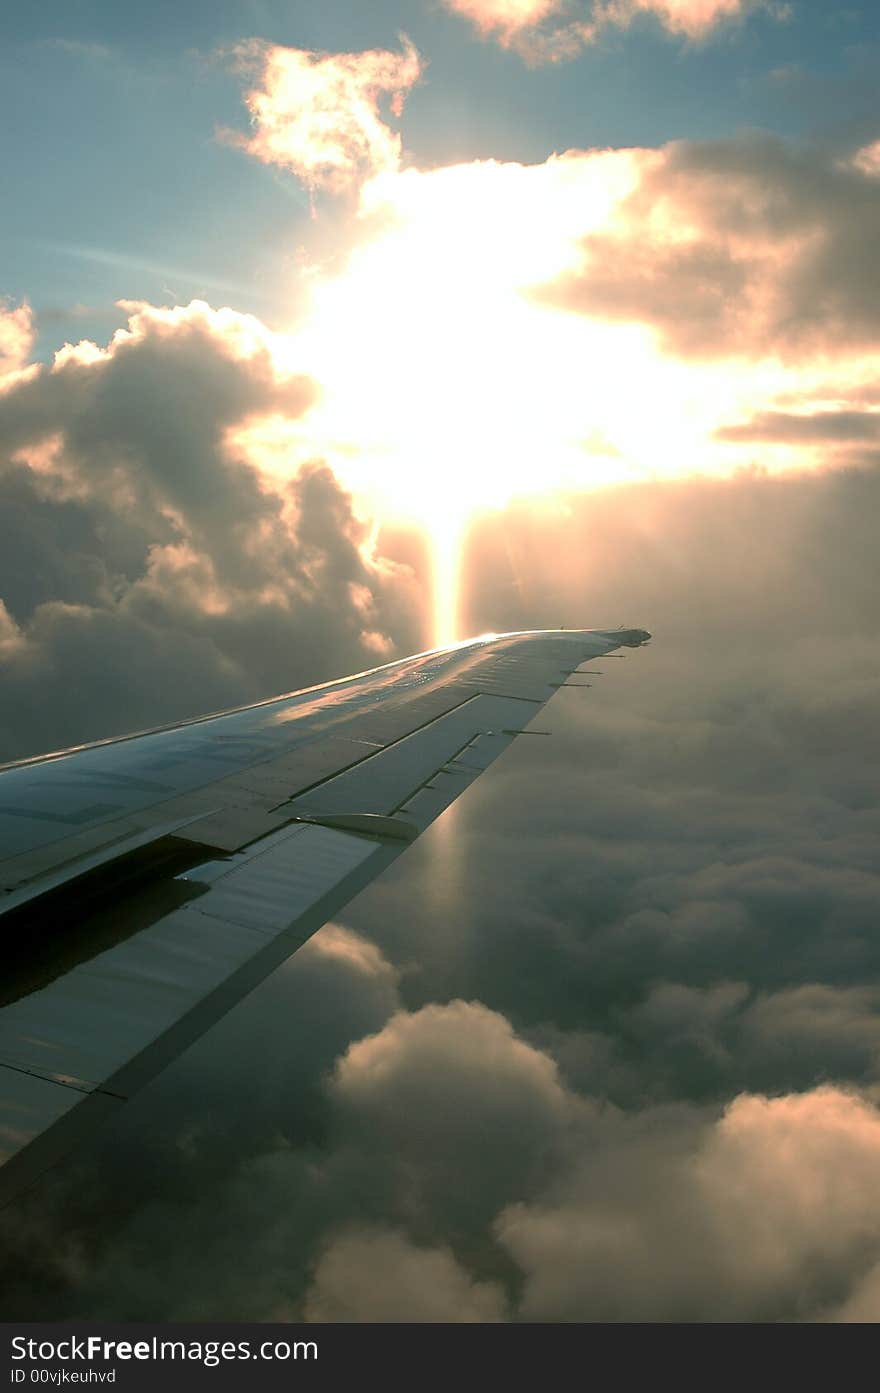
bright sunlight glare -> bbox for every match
[241,156,838,644]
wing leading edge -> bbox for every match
[0,627,650,1204]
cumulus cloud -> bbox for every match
[9,920,880,1321]
[496,1085,880,1320]
[221,121,880,512]
[304,1228,507,1321]
[216,45,880,512]
[442,0,764,64]
[330,1000,574,1233]
[535,132,880,358]
[1,996,559,1321]
[696,1088,880,1295]
[333,999,566,1118]
[604,0,754,36]
[0,301,37,387]
[167,923,404,1161]
[846,139,880,178]
[0,298,422,760]
[442,0,567,44]
[225,38,423,194]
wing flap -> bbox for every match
[0,1066,100,1169]
[286,695,531,819]
[0,821,396,1202]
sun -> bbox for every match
[219,39,880,650]
[238,155,815,645]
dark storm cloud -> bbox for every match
[535,132,880,358]
[0,300,424,760]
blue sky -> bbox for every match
[3,0,878,358]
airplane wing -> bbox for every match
[0,627,650,1204]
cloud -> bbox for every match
[442,0,567,44]
[163,923,404,1162]
[4,417,880,1325]
[715,409,880,443]
[0,921,406,1322]
[0,298,423,760]
[739,986,880,1090]
[829,1261,880,1321]
[304,1228,507,1321]
[535,132,880,358]
[605,0,756,37]
[225,38,423,195]
[333,999,567,1118]
[41,39,114,63]
[0,301,37,386]
[496,1085,880,1320]
[846,139,880,178]
[697,1088,880,1289]
[330,1000,574,1232]
[441,0,765,64]
[5,33,880,1326]
[215,39,880,516]
[223,125,880,523]
[351,463,880,1105]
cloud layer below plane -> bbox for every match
[4,460,880,1323]
[442,0,763,63]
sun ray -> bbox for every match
[431,508,467,646]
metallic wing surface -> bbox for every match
[0,627,650,1203]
